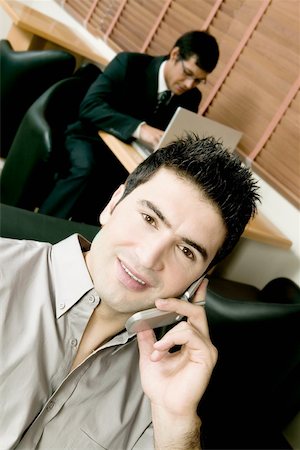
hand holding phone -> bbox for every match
[125,277,205,334]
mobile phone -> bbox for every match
[125,277,204,334]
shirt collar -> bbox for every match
[51,234,94,318]
[51,234,137,344]
[158,60,169,94]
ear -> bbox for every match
[170,46,180,62]
[99,184,125,225]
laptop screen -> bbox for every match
[157,107,242,153]
[132,106,242,159]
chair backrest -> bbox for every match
[198,276,300,448]
[0,39,76,157]
[0,75,94,210]
[0,203,99,244]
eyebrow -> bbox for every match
[185,67,194,76]
[182,61,206,82]
[140,200,208,261]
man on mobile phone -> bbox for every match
[0,135,259,449]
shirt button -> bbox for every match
[59,303,65,309]
[70,338,78,347]
[88,295,95,303]
[47,400,55,411]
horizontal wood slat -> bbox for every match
[254,92,300,208]
[108,0,164,51]
[90,0,123,34]
[64,0,93,17]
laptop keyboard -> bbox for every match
[131,140,153,158]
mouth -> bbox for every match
[120,261,146,286]
[175,85,186,95]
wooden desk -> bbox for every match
[100,132,144,173]
[99,131,292,249]
[0,0,109,67]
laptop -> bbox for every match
[132,107,242,158]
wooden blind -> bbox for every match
[106,0,165,52]
[55,0,300,209]
[87,0,124,36]
[56,0,123,34]
[58,0,95,25]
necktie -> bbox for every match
[155,90,171,113]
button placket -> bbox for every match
[88,294,96,303]
[46,400,55,412]
[70,338,78,348]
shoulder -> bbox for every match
[0,237,52,277]
[179,88,202,111]
[113,51,161,68]
[0,237,51,255]
[116,51,155,61]
[185,87,202,101]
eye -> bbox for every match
[142,213,157,227]
[179,245,195,261]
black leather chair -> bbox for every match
[0,70,100,212]
[0,203,99,244]
[0,39,76,157]
[199,276,300,449]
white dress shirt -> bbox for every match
[133,60,171,139]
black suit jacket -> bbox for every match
[67,52,201,143]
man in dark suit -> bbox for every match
[39,31,219,224]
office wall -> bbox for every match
[0,1,299,288]
[0,3,11,38]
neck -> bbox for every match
[71,303,131,371]
[93,302,132,340]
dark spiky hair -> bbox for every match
[121,133,260,270]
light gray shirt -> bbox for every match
[0,235,152,450]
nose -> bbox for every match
[184,78,195,90]
[136,236,169,272]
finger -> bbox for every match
[137,329,157,361]
[137,329,166,363]
[153,321,214,362]
[154,277,208,311]
[154,131,164,145]
[153,322,191,352]
[150,323,192,362]
[154,290,209,336]
[191,277,208,304]
[188,277,210,334]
